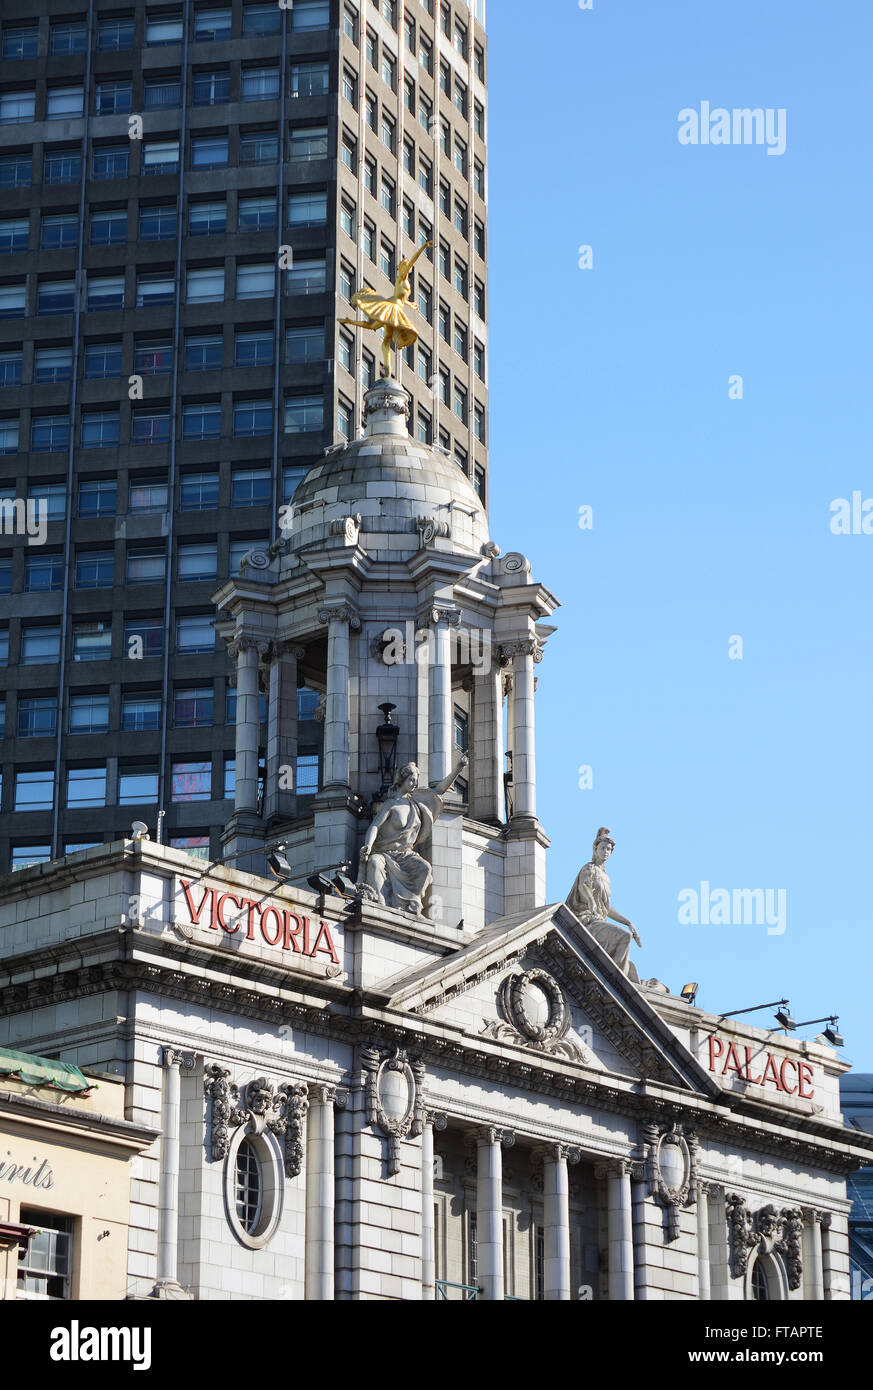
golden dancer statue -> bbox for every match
[339,241,432,377]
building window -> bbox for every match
[28,485,66,521]
[337,400,352,439]
[170,836,211,861]
[381,113,396,153]
[135,342,173,376]
[240,130,278,164]
[194,8,232,42]
[14,769,55,812]
[47,88,84,120]
[474,341,486,381]
[140,204,177,242]
[144,77,181,110]
[118,767,159,805]
[244,4,282,36]
[289,126,329,162]
[0,420,18,453]
[232,468,271,507]
[192,71,230,106]
[131,410,170,446]
[236,263,275,300]
[98,18,135,52]
[92,146,128,180]
[75,551,114,589]
[36,281,74,316]
[176,614,215,652]
[239,195,277,232]
[180,472,219,510]
[122,696,161,732]
[178,543,218,581]
[174,688,214,728]
[287,257,327,296]
[282,465,309,502]
[292,0,330,31]
[67,767,107,808]
[95,80,133,116]
[128,482,169,515]
[0,92,36,124]
[31,415,70,452]
[234,399,272,437]
[126,547,167,584]
[284,395,324,434]
[10,846,51,871]
[191,136,228,170]
[340,199,356,238]
[0,217,29,253]
[17,697,58,738]
[21,626,61,665]
[3,27,39,60]
[343,5,358,40]
[342,69,357,106]
[235,331,273,368]
[84,343,122,380]
[90,209,127,247]
[186,334,223,370]
[80,409,122,450]
[241,67,279,102]
[341,134,357,172]
[187,267,225,303]
[474,402,486,443]
[143,140,180,176]
[182,402,221,441]
[0,154,32,187]
[172,761,212,800]
[189,200,227,237]
[69,694,110,735]
[17,1212,73,1299]
[286,326,323,365]
[288,191,327,226]
[0,352,23,386]
[78,480,117,519]
[34,348,72,384]
[123,617,163,658]
[235,1138,262,1233]
[87,276,125,312]
[146,14,184,46]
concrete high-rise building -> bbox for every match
[0,0,488,871]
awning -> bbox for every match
[0,1046,92,1094]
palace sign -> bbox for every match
[706,1035,815,1099]
[177,879,340,965]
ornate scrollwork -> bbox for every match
[725,1194,803,1290]
[204,1064,309,1178]
[415,515,451,546]
[642,1119,698,1241]
[318,604,361,630]
[502,552,530,575]
[329,514,362,544]
[361,1045,425,1177]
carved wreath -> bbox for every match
[642,1119,698,1241]
[204,1064,308,1178]
[501,969,569,1045]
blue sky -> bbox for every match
[487,1,873,1062]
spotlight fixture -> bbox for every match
[306,871,337,897]
[130,820,150,842]
[823,1020,844,1048]
[267,845,293,879]
[332,869,359,898]
[774,1007,797,1031]
[680,982,699,1006]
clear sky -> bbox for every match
[486,1,873,1064]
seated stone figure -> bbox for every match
[567,827,642,982]
[358,755,468,916]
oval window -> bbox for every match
[234,1137,262,1235]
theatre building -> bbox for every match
[0,378,871,1300]
[0,1048,157,1299]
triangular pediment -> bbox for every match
[373,903,718,1094]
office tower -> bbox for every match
[0,0,488,870]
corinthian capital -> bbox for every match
[430,606,462,628]
[497,638,542,664]
[318,604,361,631]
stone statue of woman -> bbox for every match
[358,755,468,916]
[567,827,642,981]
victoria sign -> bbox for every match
[178,879,340,965]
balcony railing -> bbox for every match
[435,1280,480,1300]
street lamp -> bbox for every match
[376,702,399,797]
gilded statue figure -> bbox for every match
[567,827,642,981]
[338,241,432,377]
[358,754,468,916]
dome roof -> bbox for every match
[285,379,489,560]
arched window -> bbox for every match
[751,1259,770,1301]
[748,1251,786,1301]
[224,1128,284,1249]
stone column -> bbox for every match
[265,642,304,821]
[421,1111,447,1300]
[505,638,538,821]
[469,1127,513,1300]
[604,1161,635,1301]
[697,1182,711,1301]
[152,1047,194,1299]
[318,605,360,790]
[428,608,459,784]
[805,1209,825,1301]
[536,1143,580,1301]
[229,637,263,812]
[470,658,503,824]
[305,1085,338,1301]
